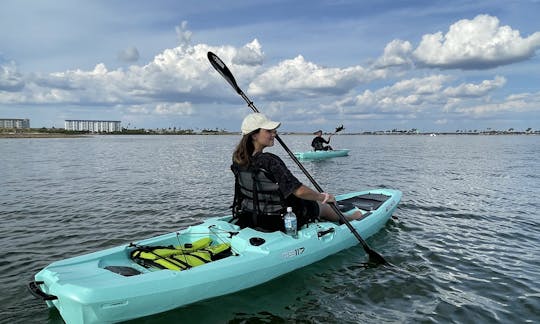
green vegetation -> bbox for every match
[0,127,88,135]
[115,127,232,135]
[357,128,539,135]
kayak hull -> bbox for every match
[294,149,350,160]
[30,189,401,324]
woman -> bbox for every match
[231,113,362,230]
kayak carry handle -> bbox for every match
[317,228,335,238]
[28,281,58,301]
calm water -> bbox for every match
[1,135,539,323]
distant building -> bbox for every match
[0,118,30,129]
[65,120,121,133]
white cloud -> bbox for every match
[373,39,413,69]
[1,16,538,131]
[248,55,378,98]
[348,75,513,118]
[353,75,450,111]
[455,91,540,116]
[339,72,540,125]
[413,14,540,69]
[0,33,268,114]
[154,102,193,115]
[444,76,506,97]
[232,39,264,66]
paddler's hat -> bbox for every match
[241,113,281,135]
[313,130,323,135]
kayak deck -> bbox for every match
[29,188,401,324]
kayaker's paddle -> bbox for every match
[207,51,389,266]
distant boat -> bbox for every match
[294,149,350,160]
[429,133,437,137]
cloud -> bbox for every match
[176,21,192,47]
[232,39,264,66]
[154,102,193,115]
[0,60,25,92]
[443,76,506,97]
[345,75,511,118]
[353,75,450,112]
[248,55,380,98]
[0,30,267,112]
[373,39,413,69]
[413,14,540,69]
[455,91,540,116]
[118,46,140,63]
[1,16,538,131]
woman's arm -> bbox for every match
[293,185,335,204]
[324,134,332,143]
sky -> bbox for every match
[1,0,539,133]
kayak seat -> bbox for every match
[338,202,356,213]
[339,193,390,211]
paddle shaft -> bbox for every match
[208,52,388,265]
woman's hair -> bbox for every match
[233,129,259,166]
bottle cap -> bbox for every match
[286,207,292,212]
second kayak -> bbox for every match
[294,149,350,160]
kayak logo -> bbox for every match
[282,247,305,259]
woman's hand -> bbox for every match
[320,192,336,204]
[293,185,335,204]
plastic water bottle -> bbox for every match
[284,207,298,238]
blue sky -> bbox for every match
[1,0,539,132]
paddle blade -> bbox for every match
[367,248,391,267]
[335,125,344,133]
[207,52,242,94]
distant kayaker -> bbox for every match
[311,130,333,151]
[231,113,361,232]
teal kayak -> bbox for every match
[294,149,350,160]
[29,188,401,324]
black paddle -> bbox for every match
[325,124,344,147]
[207,51,389,266]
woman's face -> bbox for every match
[252,128,277,150]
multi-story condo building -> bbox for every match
[65,120,121,133]
[0,118,30,129]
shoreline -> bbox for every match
[0,132,537,138]
[0,133,91,138]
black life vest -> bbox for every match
[231,163,287,231]
[311,137,325,151]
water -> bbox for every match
[1,134,539,323]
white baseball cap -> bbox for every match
[241,113,281,135]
